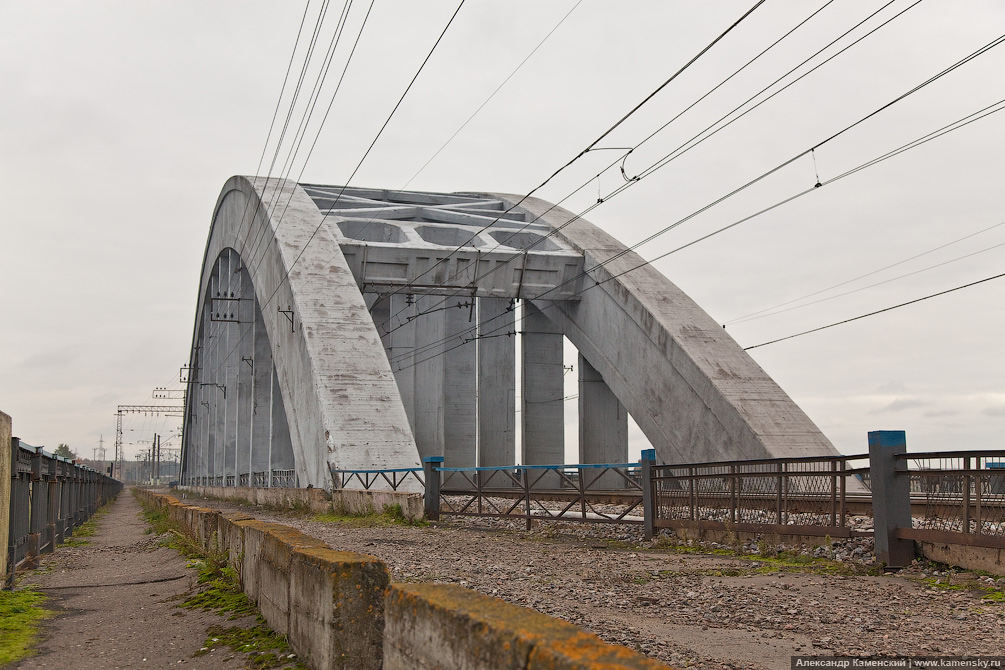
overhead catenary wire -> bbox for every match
[266,0,355,212]
[257,0,468,317]
[193,1,328,399]
[271,0,584,299]
[373,0,923,337]
[244,0,377,270]
[378,33,1004,348]
[368,0,768,312]
[742,271,1005,350]
[725,219,1005,324]
[385,96,1005,369]
[197,2,469,383]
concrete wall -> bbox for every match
[136,489,672,670]
[384,583,669,670]
[0,411,11,583]
[181,485,424,522]
[917,541,1005,576]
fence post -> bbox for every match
[28,448,43,559]
[868,430,914,568]
[0,411,11,587]
[422,457,443,521]
[641,449,655,540]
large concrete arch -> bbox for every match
[180,177,837,492]
[180,177,418,490]
[496,194,837,464]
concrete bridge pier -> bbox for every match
[413,295,446,462]
[477,297,515,468]
[578,353,628,489]
[443,297,477,467]
[268,367,296,483]
[521,302,564,486]
[249,299,273,484]
[235,262,254,485]
[222,250,240,486]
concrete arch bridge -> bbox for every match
[179,176,838,490]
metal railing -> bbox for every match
[427,461,645,529]
[270,469,297,488]
[650,454,871,539]
[6,438,122,588]
[894,450,1005,548]
[330,465,424,491]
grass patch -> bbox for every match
[197,624,309,669]
[134,495,306,669]
[71,507,109,538]
[0,587,50,665]
[309,502,426,528]
[183,563,257,620]
[61,537,89,548]
[650,536,878,576]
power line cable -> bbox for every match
[374,0,921,336]
[198,2,468,384]
[258,0,581,289]
[257,0,468,316]
[726,219,1005,324]
[244,0,374,268]
[386,96,1005,368]
[743,271,1005,350]
[733,239,1005,325]
[369,0,767,311]
[379,36,1003,348]
[266,0,355,214]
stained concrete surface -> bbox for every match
[14,491,256,669]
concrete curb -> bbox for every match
[135,489,674,670]
[180,485,424,522]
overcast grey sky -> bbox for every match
[2,1,1003,462]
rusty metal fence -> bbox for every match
[188,469,299,488]
[649,453,872,540]
[330,465,424,492]
[6,438,122,588]
[893,450,1005,549]
[422,458,645,529]
[329,435,1003,569]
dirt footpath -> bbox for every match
[181,491,1004,670]
[14,492,252,670]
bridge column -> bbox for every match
[222,250,240,486]
[194,347,209,483]
[578,353,628,488]
[444,296,476,467]
[521,302,564,468]
[209,265,223,484]
[386,294,416,430]
[269,366,295,484]
[412,296,445,460]
[249,298,273,485]
[236,265,254,486]
[478,298,515,467]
